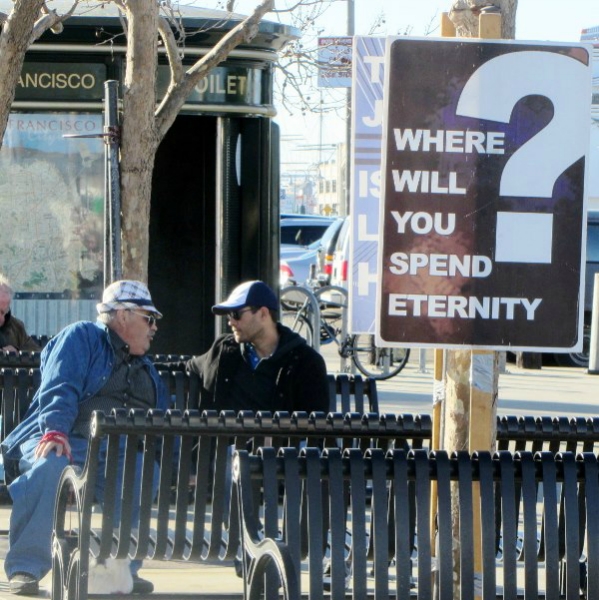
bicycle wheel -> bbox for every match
[280,285,311,312]
[314,286,347,347]
[281,311,314,346]
[351,334,410,380]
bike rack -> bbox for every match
[314,285,349,373]
[280,285,322,352]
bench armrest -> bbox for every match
[234,450,300,600]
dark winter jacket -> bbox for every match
[186,324,330,415]
[0,312,40,351]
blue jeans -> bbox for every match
[4,434,158,581]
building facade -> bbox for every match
[2,3,297,354]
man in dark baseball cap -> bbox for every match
[187,279,329,578]
[211,280,278,315]
[187,280,329,415]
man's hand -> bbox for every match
[35,432,72,461]
[1,345,18,353]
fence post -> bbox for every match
[104,80,121,285]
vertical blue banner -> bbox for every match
[349,36,385,333]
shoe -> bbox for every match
[131,575,154,594]
[8,573,39,596]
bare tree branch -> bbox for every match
[31,1,79,42]
[155,0,274,140]
[157,15,184,85]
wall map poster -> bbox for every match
[377,38,592,350]
[0,113,104,299]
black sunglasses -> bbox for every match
[228,307,255,321]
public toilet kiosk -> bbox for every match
[2,2,297,354]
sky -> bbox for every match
[179,1,599,168]
[180,0,597,41]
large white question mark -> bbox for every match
[456,50,590,198]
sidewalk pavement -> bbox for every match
[321,344,599,418]
[0,352,596,597]
[0,506,245,598]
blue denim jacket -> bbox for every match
[1,320,168,460]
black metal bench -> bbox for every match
[0,368,379,442]
[0,367,41,441]
[158,370,379,415]
[235,447,598,600]
[0,350,189,370]
[0,351,41,369]
[496,414,599,454]
[327,373,378,413]
[51,409,432,600]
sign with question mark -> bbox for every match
[376,37,592,351]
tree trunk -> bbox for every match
[118,0,274,281]
[119,0,160,281]
[0,0,45,152]
[449,0,517,38]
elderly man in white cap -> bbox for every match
[1,280,168,596]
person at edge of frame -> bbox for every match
[0,275,41,353]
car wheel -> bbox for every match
[553,328,591,368]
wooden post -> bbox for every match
[436,11,502,599]
[440,10,456,37]
[469,14,501,600]
[430,348,444,549]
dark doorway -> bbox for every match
[149,115,217,356]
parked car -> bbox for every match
[280,212,334,221]
[279,216,336,286]
[554,209,599,367]
[280,246,319,286]
[330,216,351,288]
[317,217,346,285]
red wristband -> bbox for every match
[40,431,72,463]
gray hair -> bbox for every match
[0,274,13,299]
[97,311,116,326]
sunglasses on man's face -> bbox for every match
[131,311,157,327]
[227,307,255,321]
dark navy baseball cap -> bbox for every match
[212,280,278,315]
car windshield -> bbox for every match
[280,223,332,246]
